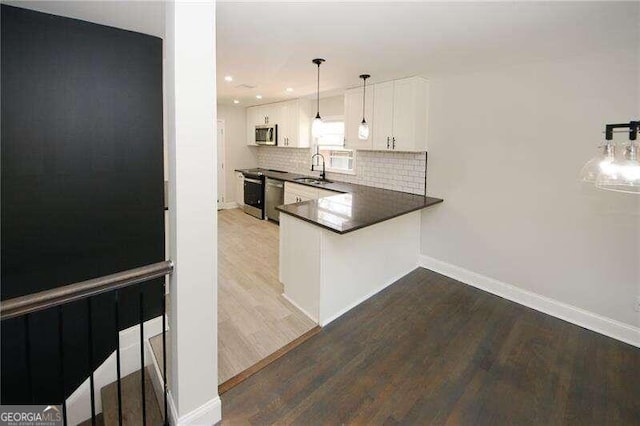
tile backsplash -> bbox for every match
[256,147,427,195]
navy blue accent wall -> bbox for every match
[1,5,164,403]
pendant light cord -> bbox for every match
[312,59,325,119]
[359,74,370,124]
[362,78,366,122]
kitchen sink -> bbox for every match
[294,177,333,185]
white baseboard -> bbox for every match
[319,266,417,327]
[419,255,640,348]
[282,293,318,324]
[145,339,166,417]
[220,201,238,210]
[168,392,221,426]
[66,316,165,425]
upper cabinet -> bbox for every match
[345,76,428,152]
[279,99,312,148]
[344,87,374,150]
[246,99,312,147]
[246,107,259,146]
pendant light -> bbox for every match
[311,58,325,138]
[358,74,371,140]
[579,141,616,182]
[580,120,640,194]
[596,141,640,193]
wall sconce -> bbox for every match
[580,120,640,194]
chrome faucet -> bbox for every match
[311,153,326,180]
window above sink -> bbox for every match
[315,116,355,175]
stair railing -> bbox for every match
[1,260,174,426]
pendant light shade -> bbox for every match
[358,74,371,140]
[595,142,640,193]
[579,141,616,183]
[580,120,640,194]
[312,58,325,138]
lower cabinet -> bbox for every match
[284,182,340,203]
[235,172,245,206]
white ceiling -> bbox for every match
[4,1,638,110]
[2,0,165,38]
[216,1,639,107]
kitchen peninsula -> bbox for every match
[258,169,443,326]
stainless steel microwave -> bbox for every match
[255,124,277,145]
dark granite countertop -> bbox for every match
[235,168,443,234]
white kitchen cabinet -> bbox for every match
[246,104,280,146]
[372,81,394,150]
[284,182,340,204]
[253,104,279,126]
[235,171,245,206]
[246,107,259,146]
[317,188,341,199]
[344,87,374,150]
[246,99,311,147]
[371,77,428,152]
[278,99,312,148]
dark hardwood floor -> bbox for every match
[221,268,640,425]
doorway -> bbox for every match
[217,119,226,209]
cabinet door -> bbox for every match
[372,81,394,150]
[282,100,298,147]
[391,78,415,151]
[295,99,312,148]
[235,172,245,205]
[262,104,281,127]
[344,88,374,150]
[246,107,258,145]
[284,191,298,204]
[317,188,341,199]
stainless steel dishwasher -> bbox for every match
[265,178,284,223]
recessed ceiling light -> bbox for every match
[233,99,240,104]
[224,75,233,82]
[256,95,262,99]
[286,87,294,93]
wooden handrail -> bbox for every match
[1,260,174,320]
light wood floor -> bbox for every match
[217,208,316,384]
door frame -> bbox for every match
[217,119,226,209]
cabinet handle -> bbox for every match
[392,137,396,150]
[386,137,390,149]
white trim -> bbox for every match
[66,316,165,425]
[319,267,417,327]
[419,255,640,348]
[219,201,238,210]
[282,293,318,324]
[217,119,226,210]
[168,391,221,426]
[145,339,166,416]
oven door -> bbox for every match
[243,177,264,219]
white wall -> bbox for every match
[165,1,220,423]
[217,104,257,203]
[421,47,640,335]
[319,95,344,117]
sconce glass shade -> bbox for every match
[358,120,369,140]
[595,142,640,193]
[579,142,616,183]
[312,116,324,138]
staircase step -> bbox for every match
[149,333,169,381]
[78,413,105,426]
[101,368,163,426]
